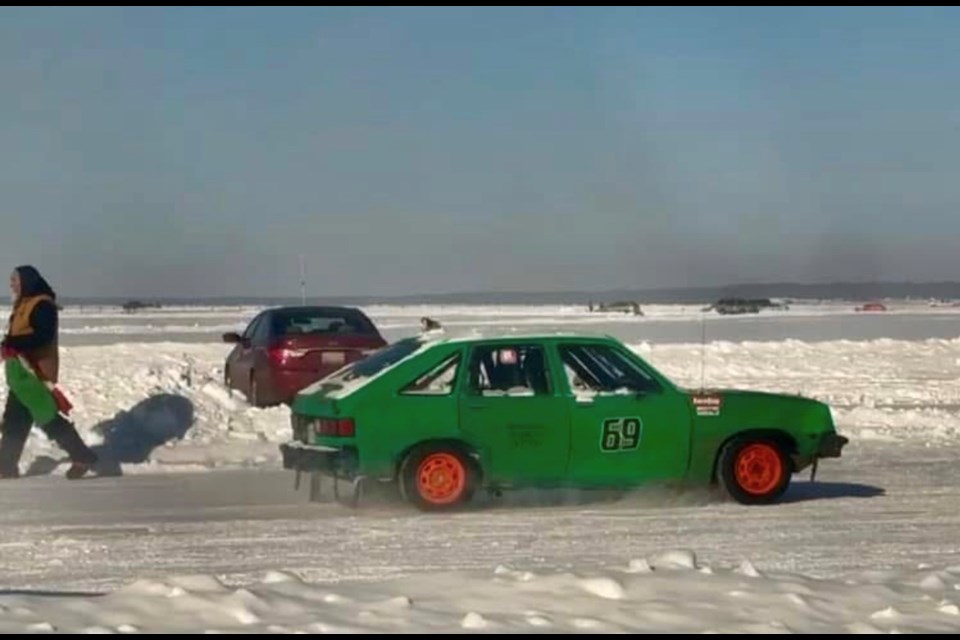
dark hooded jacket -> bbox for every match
[3,266,60,382]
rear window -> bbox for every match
[330,337,424,383]
[300,337,428,398]
[272,308,376,336]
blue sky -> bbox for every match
[2,7,959,298]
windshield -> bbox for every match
[559,343,661,395]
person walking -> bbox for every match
[0,265,97,479]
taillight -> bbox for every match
[314,418,355,437]
[269,346,307,365]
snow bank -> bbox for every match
[0,343,290,477]
[1,553,958,633]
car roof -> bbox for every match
[264,305,369,316]
[419,330,621,348]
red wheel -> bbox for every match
[734,443,784,496]
[718,437,791,504]
[416,453,467,505]
[400,445,478,511]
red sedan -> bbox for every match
[223,306,387,407]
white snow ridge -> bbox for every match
[1,554,959,633]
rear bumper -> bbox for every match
[274,369,339,404]
[279,441,358,477]
[817,432,849,458]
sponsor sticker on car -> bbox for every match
[692,394,723,416]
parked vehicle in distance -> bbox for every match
[702,298,790,315]
[587,300,644,315]
[223,306,387,407]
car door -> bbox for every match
[230,313,265,395]
[560,342,692,487]
[247,312,276,398]
[458,342,571,486]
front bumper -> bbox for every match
[817,432,849,458]
[279,441,358,476]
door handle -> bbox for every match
[467,403,486,411]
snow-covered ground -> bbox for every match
[1,546,959,633]
[1,441,960,633]
[1,303,960,632]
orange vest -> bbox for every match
[6,294,59,382]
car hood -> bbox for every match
[680,387,833,424]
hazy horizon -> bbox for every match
[4,7,960,298]
[47,279,960,307]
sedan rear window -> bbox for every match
[272,308,377,336]
[300,337,427,398]
[331,337,425,382]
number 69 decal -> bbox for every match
[600,417,643,452]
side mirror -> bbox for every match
[222,332,243,344]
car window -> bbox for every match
[242,314,263,341]
[299,337,428,398]
[401,353,461,396]
[328,338,424,384]
[467,344,551,397]
[252,313,274,345]
[271,308,377,336]
[558,344,660,395]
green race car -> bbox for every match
[280,333,847,510]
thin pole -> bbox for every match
[700,311,707,391]
[299,255,306,304]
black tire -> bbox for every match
[399,444,478,512]
[717,436,791,505]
